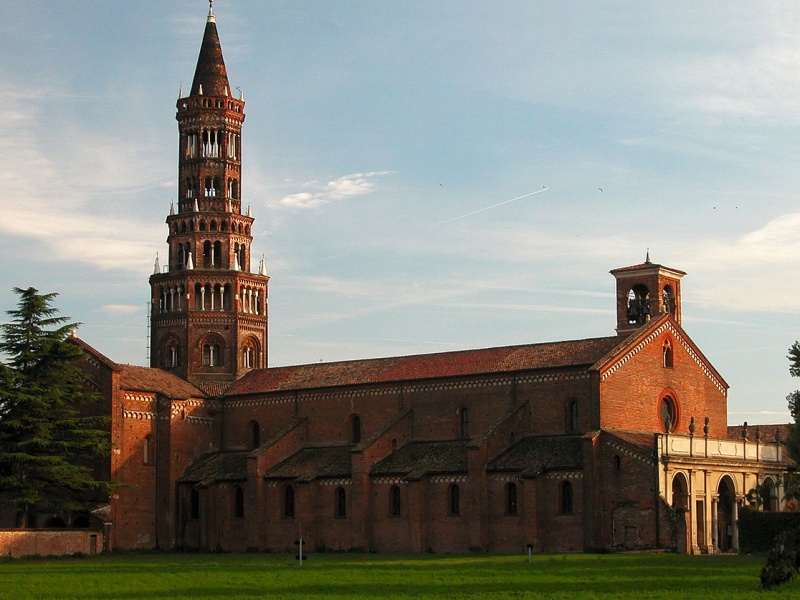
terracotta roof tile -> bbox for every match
[264,446,352,482]
[227,336,621,396]
[727,423,791,444]
[119,365,205,399]
[370,441,469,479]
[487,436,583,476]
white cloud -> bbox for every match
[279,171,392,209]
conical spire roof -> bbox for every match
[190,3,231,97]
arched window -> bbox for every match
[662,285,675,315]
[390,485,401,517]
[203,343,222,367]
[566,400,579,433]
[614,455,622,473]
[560,481,573,514]
[190,488,200,519]
[626,284,650,325]
[659,395,678,433]
[505,482,518,516]
[350,414,362,444]
[163,339,180,369]
[233,486,244,519]
[334,487,347,518]
[448,484,460,516]
[663,339,674,368]
[458,407,469,439]
[283,485,295,518]
[763,477,779,512]
[143,435,155,466]
[671,472,689,510]
[249,420,260,450]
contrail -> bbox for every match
[443,187,549,224]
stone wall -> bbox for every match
[0,529,103,558]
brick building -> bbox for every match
[71,5,789,554]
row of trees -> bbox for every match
[0,287,113,527]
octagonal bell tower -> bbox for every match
[149,3,269,394]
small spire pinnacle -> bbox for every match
[208,0,215,23]
[259,255,268,276]
[645,249,651,264]
[187,252,194,270]
[169,200,175,216]
[194,198,199,212]
[247,203,252,217]
[153,252,161,274]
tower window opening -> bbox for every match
[143,434,155,466]
[662,285,675,314]
[203,343,222,367]
[213,241,222,268]
[627,285,650,325]
[249,420,260,450]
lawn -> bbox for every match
[0,552,796,599]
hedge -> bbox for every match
[738,507,800,554]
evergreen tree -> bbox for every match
[787,342,800,464]
[0,287,112,527]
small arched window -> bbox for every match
[350,414,362,444]
[390,485,401,517]
[458,407,470,439]
[249,420,260,450]
[334,487,347,518]
[560,481,573,514]
[663,339,674,368]
[448,484,460,516]
[505,482,518,516]
[283,485,295,518]
[202,343,222,367]
[233,486,244,519]
[190,488,200,519]
[566,400,579,433]
[143,434,155,466]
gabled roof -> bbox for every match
[370,441,469,480]
[602,429,658,459]
[487,435,583,476]
[226,336,622,396]
[264,446,352,482]
[179,451,249,486]
[118,364,205,400]
[70,335,121,372]
[592,313,729,392]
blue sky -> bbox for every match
[1,1,799,425]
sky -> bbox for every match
[1,1,799,425]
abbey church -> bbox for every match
[68,6,789,554]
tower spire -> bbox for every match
[191,0,230,97]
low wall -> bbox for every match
[0,529,103,558]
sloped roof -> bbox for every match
[727,423,791,444]
[119,364,205,399]
[370,441,469,479]
[227,336,622,396]
[264,446,353,482]
[487,436,583,476]
[603,429,657,457]
[179,451,249,486]
[70,336,121,371]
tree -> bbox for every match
[785,342,800,506]
[0,287,112,527]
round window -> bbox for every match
[660,396,678,432]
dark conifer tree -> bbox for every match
[0,287,112,527]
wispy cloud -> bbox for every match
[280,171,392,209]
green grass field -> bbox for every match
[0,552,796,599]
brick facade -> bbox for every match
[56,6,794,556]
